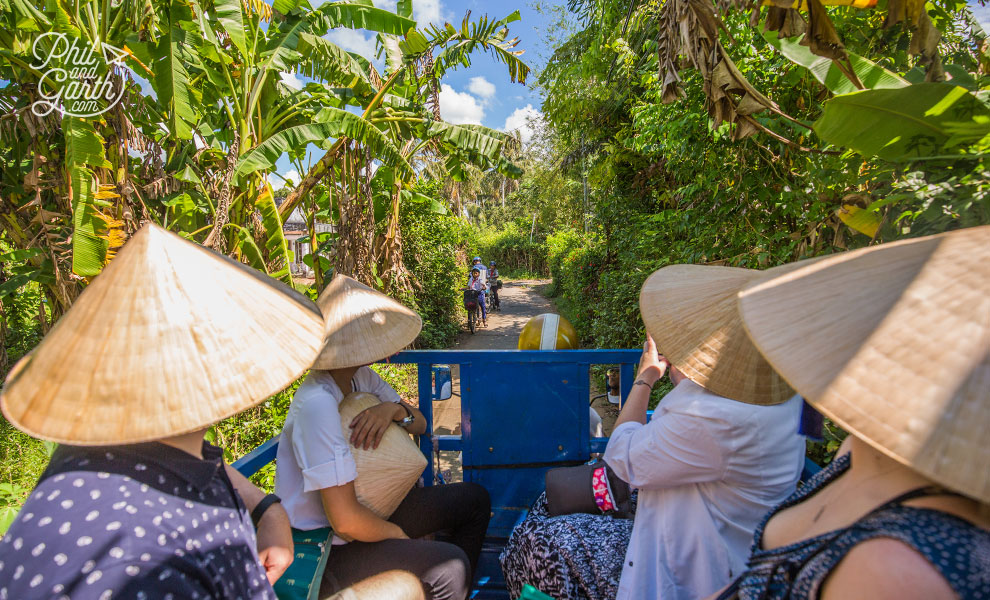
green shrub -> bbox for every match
[401,181,467,349]
[467,220,549,277]
[545,229,586,296]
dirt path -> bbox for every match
[431,280,620,482]
[450,279,557,350]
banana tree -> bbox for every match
[276,8,531,221]
[122,0,415,284]
[246,7,530,291]
[0,0,166,318]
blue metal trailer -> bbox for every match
[233,349,820,599]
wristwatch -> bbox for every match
[394,403,415,428]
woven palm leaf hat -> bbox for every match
[312,273,422,370]
[0,223,326,445]
[337,392,428,539]
[639,264,800,405]
[738,226,990,502]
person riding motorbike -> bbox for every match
[467,257,488,324]
[465,266,488,328]
[488,261,501,311]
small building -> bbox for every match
[283,207,335,277]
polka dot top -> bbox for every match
[735,453,990,600]
[0,442,274,600]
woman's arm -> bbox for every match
[320,481,408,542]
[615,335,669,427]
[226,464,294,584]
[402,402,428,436]
[349,401,427,449]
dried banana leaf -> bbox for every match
[765,6,807,37]
[800,0,846,60]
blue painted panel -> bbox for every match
[233,437,278,477]
[388,349,641,364]
[417,363,436,486]
[464,361,589,466]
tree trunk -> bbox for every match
[333,147,376,286]
[376,182,415,296]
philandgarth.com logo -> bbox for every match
[31,32,129,118]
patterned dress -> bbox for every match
[733,453,990,600]
[499,491,637,600]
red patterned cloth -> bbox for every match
[592,466,616,513]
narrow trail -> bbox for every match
[449,279,557,350]
[429,280,619,482]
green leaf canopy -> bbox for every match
[233,110,414,181]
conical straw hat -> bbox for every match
[640,264,795,405]
[338,392,428,538]
[738,226,990,502]
[0,223,326,445]
[313,274,422,370]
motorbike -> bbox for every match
[463,289,481,334]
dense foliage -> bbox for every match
[471,0,988,463]
[399,180,471,348]
[503,0,990,354]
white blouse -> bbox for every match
[604,379,804,600]
[275,367,401,533]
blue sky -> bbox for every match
[970,0,990,31]
[274,0,561,187]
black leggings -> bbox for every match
[322,482,491,600]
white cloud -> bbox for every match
[439,84,485,125]
[275,169,300,190]
[468,76,496,102]
[503,104,542,146]
[325,28,378,60]
[414,0,448,26]
[279,71,303,90]
[972,4,990,33]
[353,0,447,26]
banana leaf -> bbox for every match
[254,187,293,284]
[763,30,908,95]
[259,14,310,75]
[296,32,375,96]
[153,1,197,139]
[313,2,415,35]
[233,110,413,181]
[64,117,111,276]
[231,225,266,272]
[813,83,990,160]
[213,0,248,58]
[427,121,506,161]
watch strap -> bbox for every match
[394,402,415,427]
[251,493,281,527]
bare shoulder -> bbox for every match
[821,538,956,600]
